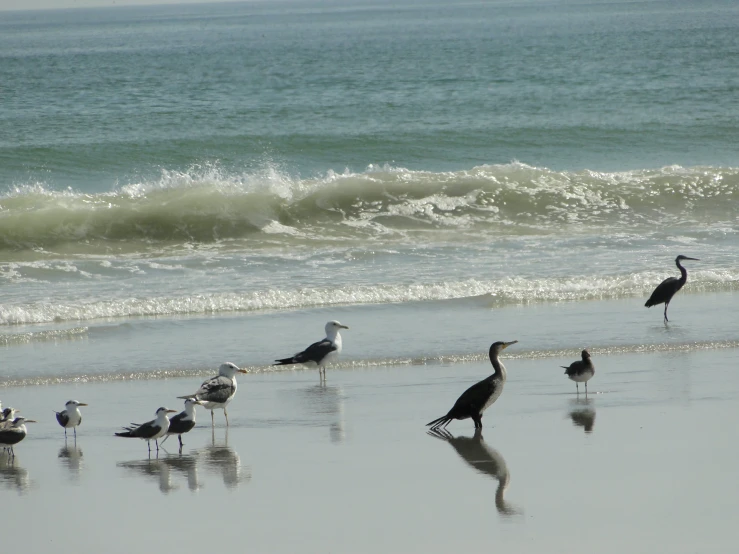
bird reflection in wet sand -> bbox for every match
[300,383,347,444]
[568,399,596,434]
[428,428,522,518]
[0,453,32,494]
[193,429,251,489]
[118,430,250,494]
[58,444,84,481]
[118,457,176,493]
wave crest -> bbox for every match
[1,162,737,251]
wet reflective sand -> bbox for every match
[1,347,739,553]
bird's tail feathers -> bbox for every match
[274,357,297,366]
[114,431,134,438]
[426,414,451,429]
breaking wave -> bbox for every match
[1,162,737,251]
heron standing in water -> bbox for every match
[645,255,699,323]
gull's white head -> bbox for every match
[65,400,88,409]
[218,362,249,377]
[2,407,19,421]
[325,320,349,336]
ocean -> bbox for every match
[2,2,739,552]
[0,0,737,381]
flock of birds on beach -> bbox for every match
[0,255,697,458]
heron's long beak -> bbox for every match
[338,324,349,329]
[685,257,700,261]
[502,340,519,349]
[166,410,177,414]
[78,403,89,407]
[24,420,37,423]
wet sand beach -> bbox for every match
[2,345,738,553]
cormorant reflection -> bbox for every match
[428,428,522,517]
[58,443,84,481]
[117,429,249,493]
[568,398,596,434]
[0,452,32,494]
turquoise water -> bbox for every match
[0,0,737,382]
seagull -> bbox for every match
[178,363,248,427]
[562,350,595,395]
[427,340,518,430]
[160,398,203,451]
[54,400,88,439]
[0,407,20,427]
[0,417,37,457]
[115,407,177,453]
[274,320,349,380]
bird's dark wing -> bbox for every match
[275,339,336,365]
[116,418,160,439]
[448,379,497,419]
[645,277,679,307]
[168,417,196,435]
[56,411,69,428]
[0,428,24,446]
[194,375,235,404]
[563,360,585,376]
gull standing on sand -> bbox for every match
[161,398,203,451]
[54,400,88,438]
[115,407,177,453]
[562,350,595,395]
[0,417,37,457]
[427,340,518,430]
[178,363,248,427]
[274,320,349,380]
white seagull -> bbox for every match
[0,417,37,457]
[160,398,203,451]
[178,362,248,427]
[54,400,88,438]
[0,407,20,428]
[115,407,177,453]
[274,320,349,379]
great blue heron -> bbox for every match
[427,340,518,430]
[645,255,699,323]
[562,350,595,395]
[274,320,349,380]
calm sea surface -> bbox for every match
[0,0,737,383]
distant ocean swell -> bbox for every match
[1,272,737,326]
[1,163,736,250]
